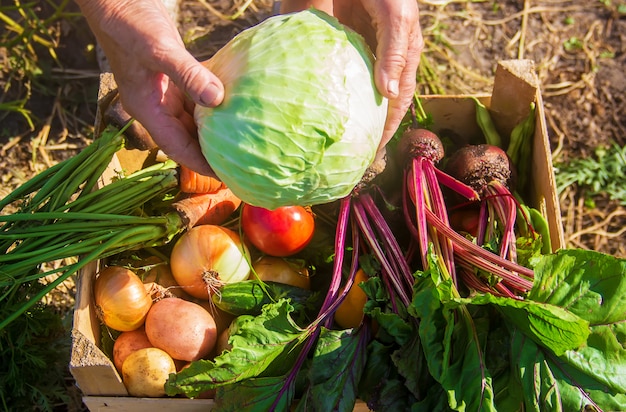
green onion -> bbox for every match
[0,125,185,331]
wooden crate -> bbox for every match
[70,59,564,410]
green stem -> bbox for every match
[472,97,502,148]
[28,127,124,211]
[43,133,125,212]
[68,168,178,215]
[0,223,175,331]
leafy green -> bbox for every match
[214,376,295,412]
[409,257,498,412]
[454,293,589,356]
[358,340,418,411]
[510,249,626,410]
[296,327,368,412]
[165,299,309,399]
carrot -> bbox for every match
[172,186,242,228]
[179,165,224,193]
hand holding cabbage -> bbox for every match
[197,9,390,208]
[76,0,423,207]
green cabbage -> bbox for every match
[196,9,388,209]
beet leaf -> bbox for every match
[295,327,368,412]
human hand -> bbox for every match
[281,0,424,149]
[76,0,222,175]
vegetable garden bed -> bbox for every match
[69,59,566,410]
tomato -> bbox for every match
[241,204,315,257]
[251,256,311,289]
[334,269,368,329]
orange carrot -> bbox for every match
[179,165,224,194]
[172,186,242,228]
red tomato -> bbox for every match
[241,204,315,257]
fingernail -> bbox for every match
[199,83,222,106]
[387,80,399,98]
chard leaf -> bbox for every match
[361,275,415,346]
[410,260,497,411]
[454,293,589,356]
[358,340,417,411]
[529,249,626,326]
[512,329,626,411]
[296,327,368,412]
[165,299,307,398]
[214,376,295,412]
[531,250,626,391]
[509,249,626,408]
[391,333,428,400]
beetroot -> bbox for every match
[396,128,445,166]
[445,144,513,195]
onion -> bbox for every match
[251,256,311,290]
[142,262,189,299]
[144,297,218,362]
[170,225,251,299]
[94,266,153,331]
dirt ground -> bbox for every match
[0,0,624,410]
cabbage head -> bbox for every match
[196,8,388,209]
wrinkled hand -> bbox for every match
[76,0,221,175]
[282,0,424,149]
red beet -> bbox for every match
[396,128,445,166]
[445,144,513,195]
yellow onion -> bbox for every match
[170,225,250,299]
[251,256,311,289]
[94,266,153,331]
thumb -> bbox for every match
[371,3,418,100]
[161,49,225,107]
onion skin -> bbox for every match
[170,225,251,299]
[144,297,218,362]
[94,266,153,332]
[121,347,176,397]
[142,263,189,299]
[251,256,311,290]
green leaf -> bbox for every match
[520,249,626,401]
[165,299,308,398]
[391,333,428,400]
[214,376,295,412]
[358,340,417,411]
[454,293,589,356]
[529,249,626,326]
[296,327,368,412]
[361,275,415,346]
[410,263,497,411]
[512,330,626,411]
[530,249,626,389]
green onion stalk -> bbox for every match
[0,125,186,331]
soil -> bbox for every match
[0,0,624,410]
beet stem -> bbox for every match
[425,208,534,291]
[352,201,412,307]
